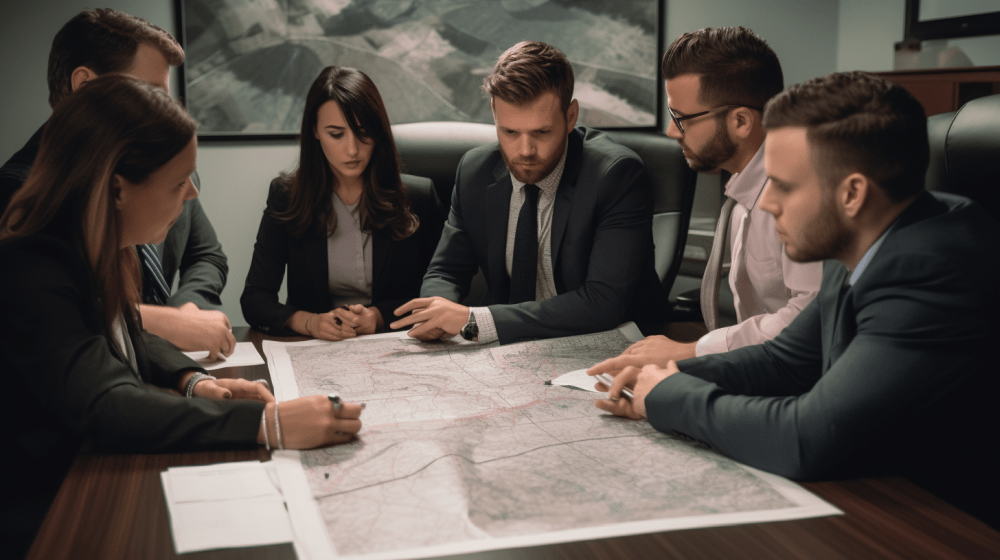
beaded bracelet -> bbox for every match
[260,408,270,450]
[275,401,284,450]
[185,372,217,398]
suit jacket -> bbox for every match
[241,174,445,335]
[646,191,1000,526]
[421,127,665,344]
[0,123,229,309]
[0,230,262,557]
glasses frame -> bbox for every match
[667,104,762,135]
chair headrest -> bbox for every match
[946,94,1000,205]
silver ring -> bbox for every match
[252,379,271,390]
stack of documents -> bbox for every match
[161,461,293,554]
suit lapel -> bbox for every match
[820,262,849,370]
[551,129,584,270]
[487,159,513,299]
[372,228,390,296]
[304,229,329,306]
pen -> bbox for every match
[595,373,634,401]
[335,305,352,326]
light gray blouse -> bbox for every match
[327,193,373,308]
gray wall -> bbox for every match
[0,0,926,326]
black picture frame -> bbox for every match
[175,0,665,141]
[904,0,1000,42]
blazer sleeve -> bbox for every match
[164,197,229,310]
[241,179,299,334]
[420,151,482,303]
[0,239,262,453]
[489,155,653,343]
[643,250,987,481]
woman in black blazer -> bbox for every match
[0,76,363,556]
[241,66,444,339]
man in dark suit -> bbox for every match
[391,41,664,344]
[0,8,235,359]
[589,71,1000,527]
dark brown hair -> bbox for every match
[661,26,783,110]
[47,8,184,108]
[763,71,928,202]
[0,75,197,337]
[278,66,417,240]
[482,41,574,113]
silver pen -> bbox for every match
[595,373,634,401]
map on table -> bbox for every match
[263,325,840,560]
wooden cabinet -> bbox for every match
[875,66,1000,115]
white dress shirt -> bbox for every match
[471,145,568,344]
[695,145,823,356]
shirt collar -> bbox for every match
[510,142,569,194]
[724,143,767,209]
[849,220,896,285]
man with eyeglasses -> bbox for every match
[593,27,822,372]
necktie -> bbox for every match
[138,244,170,305]
[509,184,540,304]
[700,197,737,331]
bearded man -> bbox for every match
[391,41,664,344]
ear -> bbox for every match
[729,107,757,140]
[111,174,128,209]
[838,172,869,219]
[566,99,580,130]
[70,66,100,93]
[314,124,320,141]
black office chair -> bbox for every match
[925,93,1000,223]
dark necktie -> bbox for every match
[509,184,540,304]
[138,244,170,305]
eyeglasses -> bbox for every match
[667,104,762,135]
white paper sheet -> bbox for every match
[183,342,265,371]
[161,461,293,554]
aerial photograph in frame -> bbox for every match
[180,0,659,137]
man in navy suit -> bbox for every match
[392,41,664,345]
[590,71,1000,527]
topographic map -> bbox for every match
[264,326,839,560]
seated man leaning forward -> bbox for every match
[391,41,664,344]
[588,71,1000,527]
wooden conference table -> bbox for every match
[26,328,1000,560]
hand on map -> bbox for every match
[259,395,364,448]
[390,297,469,340]
[338,304,382,335]
[590,361,680,419]
[309,311,357,341]
[193,376,276,402]
[586,335,696,376]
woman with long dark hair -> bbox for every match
[0,75,362,556]
[241,66,443,340]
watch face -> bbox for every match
[462,323,479,341]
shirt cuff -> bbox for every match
[695,327,729,357]
[470,307,499,344]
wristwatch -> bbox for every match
[460,309,479,341]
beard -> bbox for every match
[679,119,738,172]
[784,192,851,263]
[500,137,566,185]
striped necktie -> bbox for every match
[137,244,170,305]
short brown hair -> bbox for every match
[482,41,574,113]
[47,8,185,108]
[763,71,928,202]
[661,26,783,110]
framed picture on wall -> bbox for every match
[177,0,663,139]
